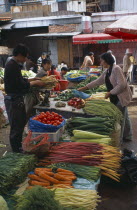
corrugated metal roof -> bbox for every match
[27,32,80,37]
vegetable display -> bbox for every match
[41,142,121,181]
[15,186,71,210]
[48,162,100,182]
[32,111,64,126]
[54,90,74,101]
[84,100,123,123]
[67,98,85,109]
[28,168,76,189]
[69,73,82,78]
[0,153,37,194]
[54,188,100,210]
[66,116,115,135]
[71,130,112,145]
[21,70,36,78]
[41,75,58,89]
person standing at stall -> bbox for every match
[4,44,46,153]
[78,52,132,142]
[36,58,51,78]
[123,48,132,82]
[81,52,94,71]
[60,67,68,80]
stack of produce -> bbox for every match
[48,162,100,182]
[21,70,36,78]
[84,100,123,124]
[66,116,115,135]
[0,153,37,194]
[15,186,70,210]
[28,168,76,189]
[54,188,100,210]
[41,75,58,89]
[69,73,82,78]
[67,97,85,109]
[32,111,64,126]
[76,76,98,94]
[71,130,112,145]
[54,89,74,101]
[39,142,121,181]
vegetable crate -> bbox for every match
[31,126,65,142]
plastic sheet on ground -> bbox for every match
[73,177,100,191]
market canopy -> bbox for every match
[105,15,137,39]
[73,33,123,44]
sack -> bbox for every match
[72,89,90,99]
[67,74,87,82]
[22,131,49,158]
[29,117,66,132]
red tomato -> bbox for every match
[55,117,59,120]
[47,121,51,124]
[53,123,57,126]
[56,121,61,125]
[58,115,62,118]
[59,119,63,122]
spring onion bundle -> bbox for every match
[71,130,112,145]
[84,100,123,123]
[41,142,121,181]
[0,153,37,194]
[54,188,100,210]
[66,116,115,136]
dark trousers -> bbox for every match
[4,96,26,152]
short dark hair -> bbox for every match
[61,67,68,72]
[13,44,29,57]
[100,52,115,65]
[88,52,94,56]
[51,65,56,71]
[42,58,51,65]
[42,52,47,56]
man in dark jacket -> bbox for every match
[4,44,45,152]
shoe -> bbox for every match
[123,138,132,142]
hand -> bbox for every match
[77,86,87,92]
[34,77,41,80]
[30,80,45,87]
[105,92,111,99]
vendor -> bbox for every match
[49,65,61,80]
[4,44,46,153]
[36,58,51,78]
[37,52,47,68]
[78,52,133,142]
[60,67,68,80]
[81,52,94,71]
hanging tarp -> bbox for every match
[105,15,137,39]
[73,33,123,45]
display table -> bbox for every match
[33,98,88,118]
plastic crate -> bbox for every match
[31,126,64,142]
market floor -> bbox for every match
[0,100,137,210]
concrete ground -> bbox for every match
[0,99,137,210]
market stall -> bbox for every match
[0,68,123,210]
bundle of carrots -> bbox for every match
[27,167,77,189]
[38,142,121,182]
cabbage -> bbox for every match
[0,196,9,210]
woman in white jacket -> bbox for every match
[78,52,133,142]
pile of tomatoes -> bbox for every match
[32,111,64,126]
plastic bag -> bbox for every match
[22,131,49,157]
[67,74,87,82]
[72,89,90,99]
[29,117,66,132]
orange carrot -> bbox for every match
[28,180,50,187]
[57,172,75,176]
[28,174,50,184]
[35,170,54,177]
[54,173,69,181]
[38,172,59,184]
[59,181,72,185]
[57,168,74,174]
[34,168,52,173]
